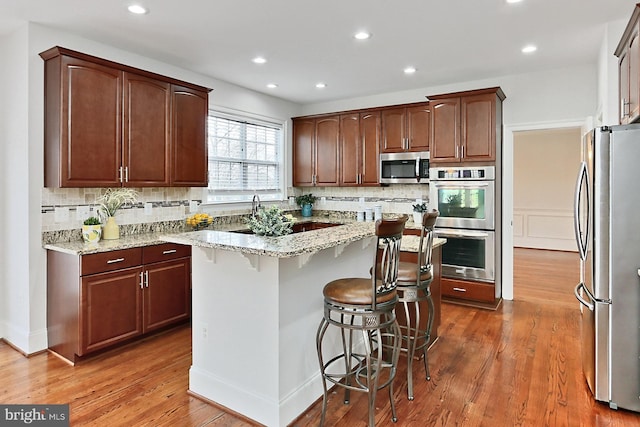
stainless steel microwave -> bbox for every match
[379,151,429,184]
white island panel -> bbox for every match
[189,237,376,427]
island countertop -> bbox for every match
[44,216,444,257]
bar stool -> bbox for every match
[316,215,408,427]
[396,210,439,400]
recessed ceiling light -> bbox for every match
[354,31,371,40]
[252,56,267,64]
[521,45,537,54]
[507,0,523,3]
[404,66,417,74]
[315,83,327,89]
[127,4,148,14]
[267,83,278,89]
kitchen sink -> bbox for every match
[230,221,342,235]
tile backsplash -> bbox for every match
[42,184,430,243]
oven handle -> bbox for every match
[434,229,490,239]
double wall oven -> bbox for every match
[429,166,496,283]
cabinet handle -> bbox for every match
[461,145,465,159]
[118,166,124,183]
[452,287,467,292]
[455,145,459,159]
[144,271,149,288]
[163,249,177,255]
[125,167,129,183]
[106,257,125,264]
[139,271,144,289]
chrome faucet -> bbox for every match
[251,193,261,217]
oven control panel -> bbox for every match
[430,166,495,180]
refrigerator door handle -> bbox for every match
[573,161,590,261]
[574,282,595,311]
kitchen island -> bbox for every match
[161,219,445,427]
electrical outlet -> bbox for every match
[359,197,365,204]
[76,205,90,220]
[144,202,153,215]
[201,323,209,340]
[54,207,69,222]
[289,196,295,206]
[321,196,326,204]
[189,200,199,212]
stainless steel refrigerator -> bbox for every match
[574,124,640,412]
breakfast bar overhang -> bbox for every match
[162,221,445,427]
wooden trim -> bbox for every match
[427,86,506,101]
[39,46,212,93]
[615,4,640,56]
[292,101,429,120]
[0,338,47,358]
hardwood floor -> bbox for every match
[1,249,639,426]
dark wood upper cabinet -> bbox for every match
[616,5,640,124]
[124,73,171,187]
[40,46,211,188]
[428,87,504,164]
[171,85,209,187]
[339,112,380,186]
[292,116,339,187]
[380,103,430,153]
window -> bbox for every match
[205,112,284,203]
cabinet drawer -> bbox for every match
[81,248,143,276]
[441,277,494,303]
[143,243,191,264]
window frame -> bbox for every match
[202,108,287,205]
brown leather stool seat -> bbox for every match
[316,215,408,427]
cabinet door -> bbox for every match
[620,49,630,124]
[80,267,143,355]
[123,73,171,186]
[314,116,340,186]
[171,85,209,186]
[406,104,430,152]
[381,107,406,153]
[360,112,381,186]
[461,93,496,162]
[58,56,122,187]
[430,98,460,162]
[339,113,360,186]
[629,29,640,123]
[293,118,315,186]
[143,258,191,333]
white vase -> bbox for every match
[82,224,102,243]
[413,211,424,225]
[102,216,120,240]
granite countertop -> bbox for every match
[44,216,444,257]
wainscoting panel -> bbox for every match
[513,208,576,251]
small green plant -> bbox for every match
[295,193,318,207]
[246,205,293,237]
[96,188,138,219]
[83,216,101,226]
[412,202,428,212]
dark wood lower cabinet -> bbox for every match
[441,276,496,305]
[47,243,191,363]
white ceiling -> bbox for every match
[0,0,634,104]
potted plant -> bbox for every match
[295,193,318,217]
[81,216,102,243]
[96,188,138,240]
[412,202,428,225]
[246,205,293,236]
